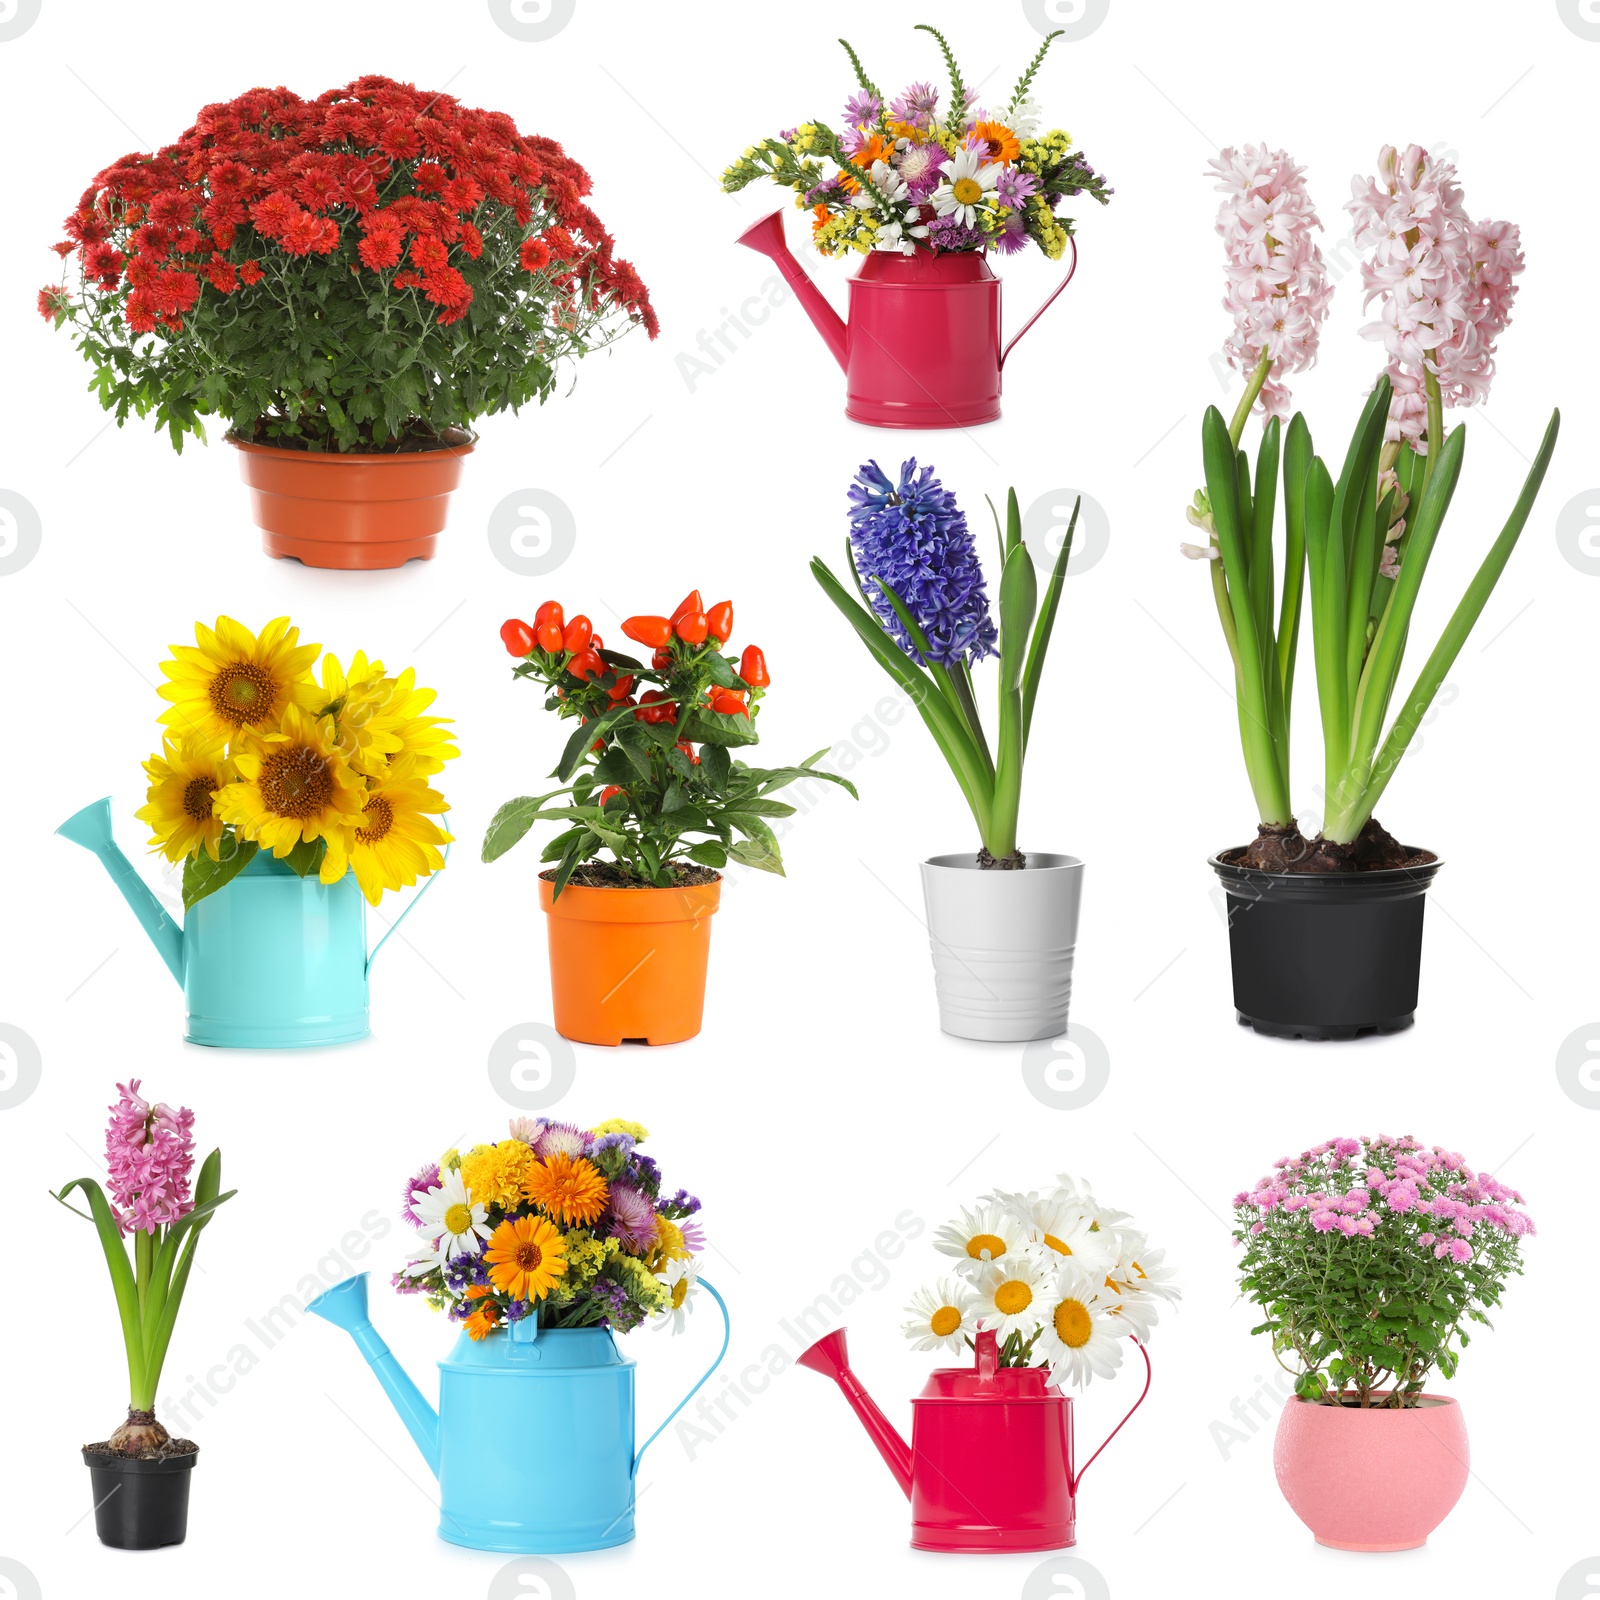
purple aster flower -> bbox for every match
[992,211,1031,256]
[925,215,988,253]
[842,90,881,128]
[680,1217,707,1253]
[895,140,948,202]
[848,460,997,668]
[994,167,1038,208]
[888,81,938,130]
[402,1162,441,1228]
[606,1185,660,1252]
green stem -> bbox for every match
[1228,350,1273,447]
[1417,368,1445,503]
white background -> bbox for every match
[1,2,1596,1598]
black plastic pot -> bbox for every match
[1210,853,1442,1040]
[82,1446,196,1549]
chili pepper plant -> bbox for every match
[1188,143,1558,871]
[812,460,1075,867]
[483,593,856,892]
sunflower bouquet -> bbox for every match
[138,615,455,908]
[394,1117,705,1339]
[721,27,1111,260]
[905,1175,1177,1387]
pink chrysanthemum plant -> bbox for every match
[1185,143,1559,870]
[1232,1135,1531,1408]
[53,1082,235,1455]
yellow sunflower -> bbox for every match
[378,668,459,780]
[484,1215,569,1302]
[157,616,321,745]
[523,1153,609,1226]
[349,775,451,906]
[135,734,234,862]
[317,651,406,776]
[214,702,367,882]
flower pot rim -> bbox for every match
[1285,1391,1458,1413]
[82,1444,198,1473]
[226,433,476,462]
[537,871,723,891]
[1208,849,1441,882]
[923,850,1082,873]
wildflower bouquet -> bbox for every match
[905,1176,1177,1387]
[396,1118,704,1338]
[813,461,1075,866]
[140,615,455,908]
[39,75,657,453]
[53,1082,235,1455]
[1187,144,1559,869]
[721,28,1110,259]
[483,591,855,893]
[1233,1135,1532,1407]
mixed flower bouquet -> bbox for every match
[40,75,657,453]
[139,614,455,908]
[1186,144,1559,868]
[54,1082,234,1455]
[395,1117,704,1338]
[813,461,1075,866]
[1233,1135,1532,1408]
[904,1176,1177,1387]
[483,592,855,892]
[721,28,1110,259]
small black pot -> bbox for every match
[82,1446,197,1549]
[1210,853,1442,1040]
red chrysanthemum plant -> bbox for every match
[39,75,658,453]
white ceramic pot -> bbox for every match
[918,853,1084,1042]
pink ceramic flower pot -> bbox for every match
[1274,1394,1469,1551]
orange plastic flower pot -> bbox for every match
[539,876,721,1046]
[230,438,472,569]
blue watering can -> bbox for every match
[308,1272,731,1553]
[56,797,445,1049]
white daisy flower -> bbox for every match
[1035,1263,1127,1388]
[650,1257,699,1335]
[933,1203,1021,1271]
[931,146,999,227]
[409,1167,491,1265]
[970,1256,1049,1340]
[1106,1238,1181,1304]
[902,1279,978,1353]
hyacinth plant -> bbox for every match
[906,1175,1177,1388]
[52,1083,234,1454]
[812,461,1075,867]
[721,28,1110,260]
[1233,1135,1531,1408]
[1188,145,1559,870]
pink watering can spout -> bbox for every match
[796,1328,913,1497]
[736,208,848,371]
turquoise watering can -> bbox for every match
[308,1272,731,1553]
[56,797,444,1049]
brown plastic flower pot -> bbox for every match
[230,437,472,569]
[540,876,720,1046]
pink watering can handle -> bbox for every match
[1069,1337,1152,1495]
[1000,236,1079,370]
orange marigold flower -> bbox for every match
[523,1152,609,1226]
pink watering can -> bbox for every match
[798,1326,1150,1552]
[736,208,1078,429]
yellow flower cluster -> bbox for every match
[1029,195,1070,261]
[137,616,456,905]
[592,1118,650,1141]
[1019,130,1075,174]
[459,1140,538,1211]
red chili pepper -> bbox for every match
[535,600,564,630]
[499,618,535,656]
[633,689,677,724]
[598,785,626,805]
[706,600,734,643]
[739,645,770,688]
[622,615,673,649]
[670,590,704,624]
[675,739,702,766]
[709,687,750,718]
[590,634,604,652]
[675,610,709,646]
[607,673,636,701]
[652,647,673,671]
[562,614,593,652]
[567,648,605,681]
[536,619,564,653]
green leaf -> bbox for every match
[1020,492,1076,746]
[681,707,761,748]
[182,839,259,910]
[728,836,785,875]
[481,790,569,863]
[703,652,738,689]
[55,1178,145,1402]
[687,841,728,868]
[281,836,326,879]
[700,743,732,788]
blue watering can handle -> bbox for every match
[632,1278,731,1478]
[366,843,450,977]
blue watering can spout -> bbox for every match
[308,1273,441,1475]
[57,797,185,987]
